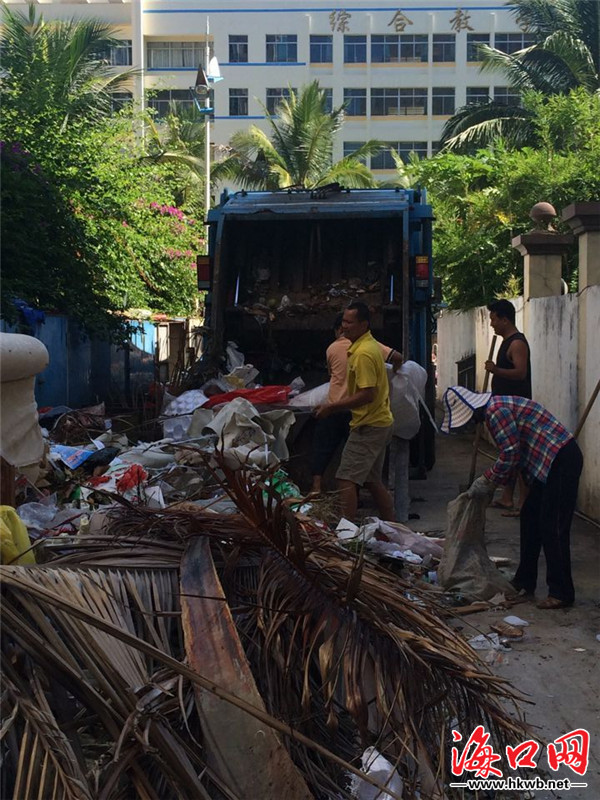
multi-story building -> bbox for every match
[6,0,530,175]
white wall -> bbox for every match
[437,291,600,520]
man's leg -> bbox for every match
[512,480,543,593]
[391,436,410,522]
[338,479,359,520]
[364,480,395,521]
[311,413,350,493]
[540,440,583,605]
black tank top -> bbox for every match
[492,332,532,398]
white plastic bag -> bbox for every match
[389,360,427,439]
[350,747,404,800]
[288,382,330,408]
[225,341,245,372]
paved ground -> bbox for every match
[405,427,600,799]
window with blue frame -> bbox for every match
[322,88,333,113]
[432,87,455,115]
[494,32,535,54]
[343,88,367,116]
[466,86,490,104]
[399,35,428,62]
[147,89,196,117]
[266,87,295,114]
[229,35,248,63]
[344,35,367,64]
[229,88,248,116]
[467,33,489,62]
[147,41,206,69]
[371,35,399,63]
[343,141,367,163]
[371,88,427,116]
[371,141,427,169]
[432,34,455,62]
[310,35,333,63]
[266,34,297,63]
[494,85,521,106]
[111,91,133,112]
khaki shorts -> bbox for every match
[336,424,392,486]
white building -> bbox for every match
[6,0,531,174]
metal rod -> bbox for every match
[204,16,211,223]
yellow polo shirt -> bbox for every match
[326,336,393,404]
[347,331,393,429]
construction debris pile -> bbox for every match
[1,347,536,800]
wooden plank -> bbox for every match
[180,536,313,800]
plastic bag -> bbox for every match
[288,382,330,408]
[226,341,245,372]
[438,492,514,600]
[389,361,427,439]
[349,747,403,800]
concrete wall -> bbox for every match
[437,290,600,520]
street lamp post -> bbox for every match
[189,18,222,225]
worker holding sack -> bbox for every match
[441,387,583,610]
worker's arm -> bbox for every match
[315,386,375,418]
[485,339,529,381]
[387,349,404,372]
[483,407,521,484]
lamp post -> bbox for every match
[189,18,222,225]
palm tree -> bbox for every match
[216,81,382,189]
[0,2,135,131]
[441,0,600,151]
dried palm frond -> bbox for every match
[1,450,529,799]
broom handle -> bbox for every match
[573,376,600,440]
[467,335,498,485]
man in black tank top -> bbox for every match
[484,299,532,511]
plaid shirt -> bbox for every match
[483,396,573,486]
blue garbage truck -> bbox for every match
[200,186,436,473]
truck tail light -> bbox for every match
[415,255,430,289]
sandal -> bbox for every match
[490,500,515,511]
[537,596,572,610]
[501,509,521,518]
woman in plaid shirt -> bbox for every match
[442,387,584,609]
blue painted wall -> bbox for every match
[1,316,156,408]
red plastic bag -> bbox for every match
[203,386,291,409]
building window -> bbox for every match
[466,86,490,104]
[494,32,536,54]
[432,34,455,62]
[108,40,132,66]
[310,34,333,63]
[147,89,195,117]
[372,88,427,116]
[399,35,428,62]
[467,34,489,62]
[111,91,133,112]
[266,87,295,114]
[371,35,399,63]
[344,35,367,64]
[147,41,206,69]
[229,88,248,116]
[266,34,297,63]
[322,88,333,113]
[432,87,455,115]
[343,141,367,162]
[229,35,248,63]
[343,88,367,116]
[494,86,521,106]
[372,141,427,169]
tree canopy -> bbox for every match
[441,0,600,151]
[216,81,382,189]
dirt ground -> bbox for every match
[402,427,600,799]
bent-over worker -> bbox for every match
[441,386,583,609]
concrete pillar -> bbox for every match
[561,202,600,518]
[561,202,600,290]
[511,231,574,332]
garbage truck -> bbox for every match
[200,186,437,471]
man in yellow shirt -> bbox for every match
[311,313,401,493]
[315,302,395,521]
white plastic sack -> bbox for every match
[389,360,427,439]
[350,747,403,800]
[288,382,330,408]
[226,341,245,372]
